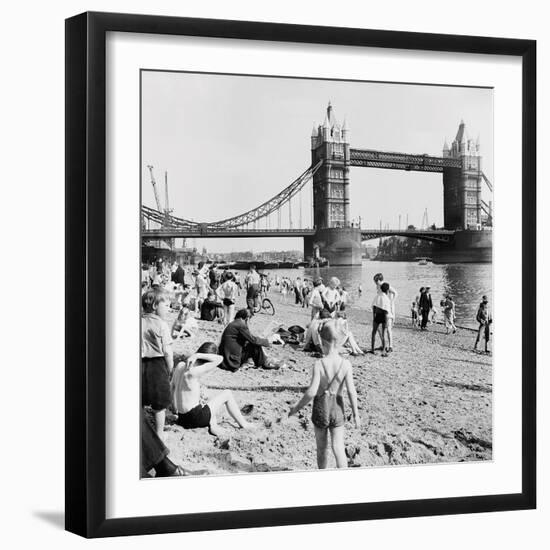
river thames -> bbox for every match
[238,260,492,329]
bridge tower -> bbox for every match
[304,102,362,266]
[442,120,483,230]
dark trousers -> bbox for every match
[242,341,267,367]
[141,409,168,476]
[246,284,260,312]
[420,308,430,328]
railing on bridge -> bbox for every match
[350,149,461,172]
[360,228,456,243]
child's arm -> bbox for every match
[186,353,223,378]
[289,362,321,416]
[161,324,174,372]
[343,363,360,428]
[164,344,174,373]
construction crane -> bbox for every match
[147,165,162,212]
[164,171,173,218]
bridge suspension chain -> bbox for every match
[141,160,322,231]
[208,160,322,229]
[481,172,493,193]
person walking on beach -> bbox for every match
[172,342,256,437]
[294,277,304,306]
[309,277,325,320]
[245,264,261,314]
[288,320,360,469]
[372,273,397,351]
[443,295,457,334]
[370,282,392,356]
[418,287,432,330]
[141,288,174,439]
[411,301,419,327]
[218,271,239,325]
[195,265,209,314]
[474,295,492,353]
[302,280,311,308]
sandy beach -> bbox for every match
[159,289,492,475]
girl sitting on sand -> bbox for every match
[334,311,364,356]
[288,321,361,469]
[172,342,255,437]
[171,303,198,339]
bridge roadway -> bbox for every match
[143,227,455,243]
[360,228,455,243]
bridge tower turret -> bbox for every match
[305,102,362,265]
[442,120,483,230]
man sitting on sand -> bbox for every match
[172,342,255,437]
[219,308,283,371]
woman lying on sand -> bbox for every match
[288,321,361,469]
[172,342,255,437]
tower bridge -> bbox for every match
[142,103,493,265]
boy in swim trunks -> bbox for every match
[288,321,360,469]
[172,342,254,437]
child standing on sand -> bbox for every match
[172,342,255,437]
[411,301,418,327]
[142,288,174,439]
[288,321,360,469]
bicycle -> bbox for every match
[253,292,275,316]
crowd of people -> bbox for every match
[141,257,492,475]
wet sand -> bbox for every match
[160,290,492,475]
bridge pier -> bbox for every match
[305,227,362,266]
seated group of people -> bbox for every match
[144,317,362,476]
[302,276,363,357]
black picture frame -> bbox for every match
[65,11,536,538]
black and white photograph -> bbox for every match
[140,70,494,478]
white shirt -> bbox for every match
[245,271,261,286]
[372,284,397,318]
[372,292,392,314]
[309,287,324,309]
[323,287,341,308]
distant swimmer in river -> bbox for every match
[288,320,360,469]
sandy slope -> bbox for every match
[156,290,492,475]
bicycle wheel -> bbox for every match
[262,298,275,316]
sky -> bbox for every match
[141,70,493,253]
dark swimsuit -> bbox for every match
[311,358,346,429]
[177,404,212,429]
